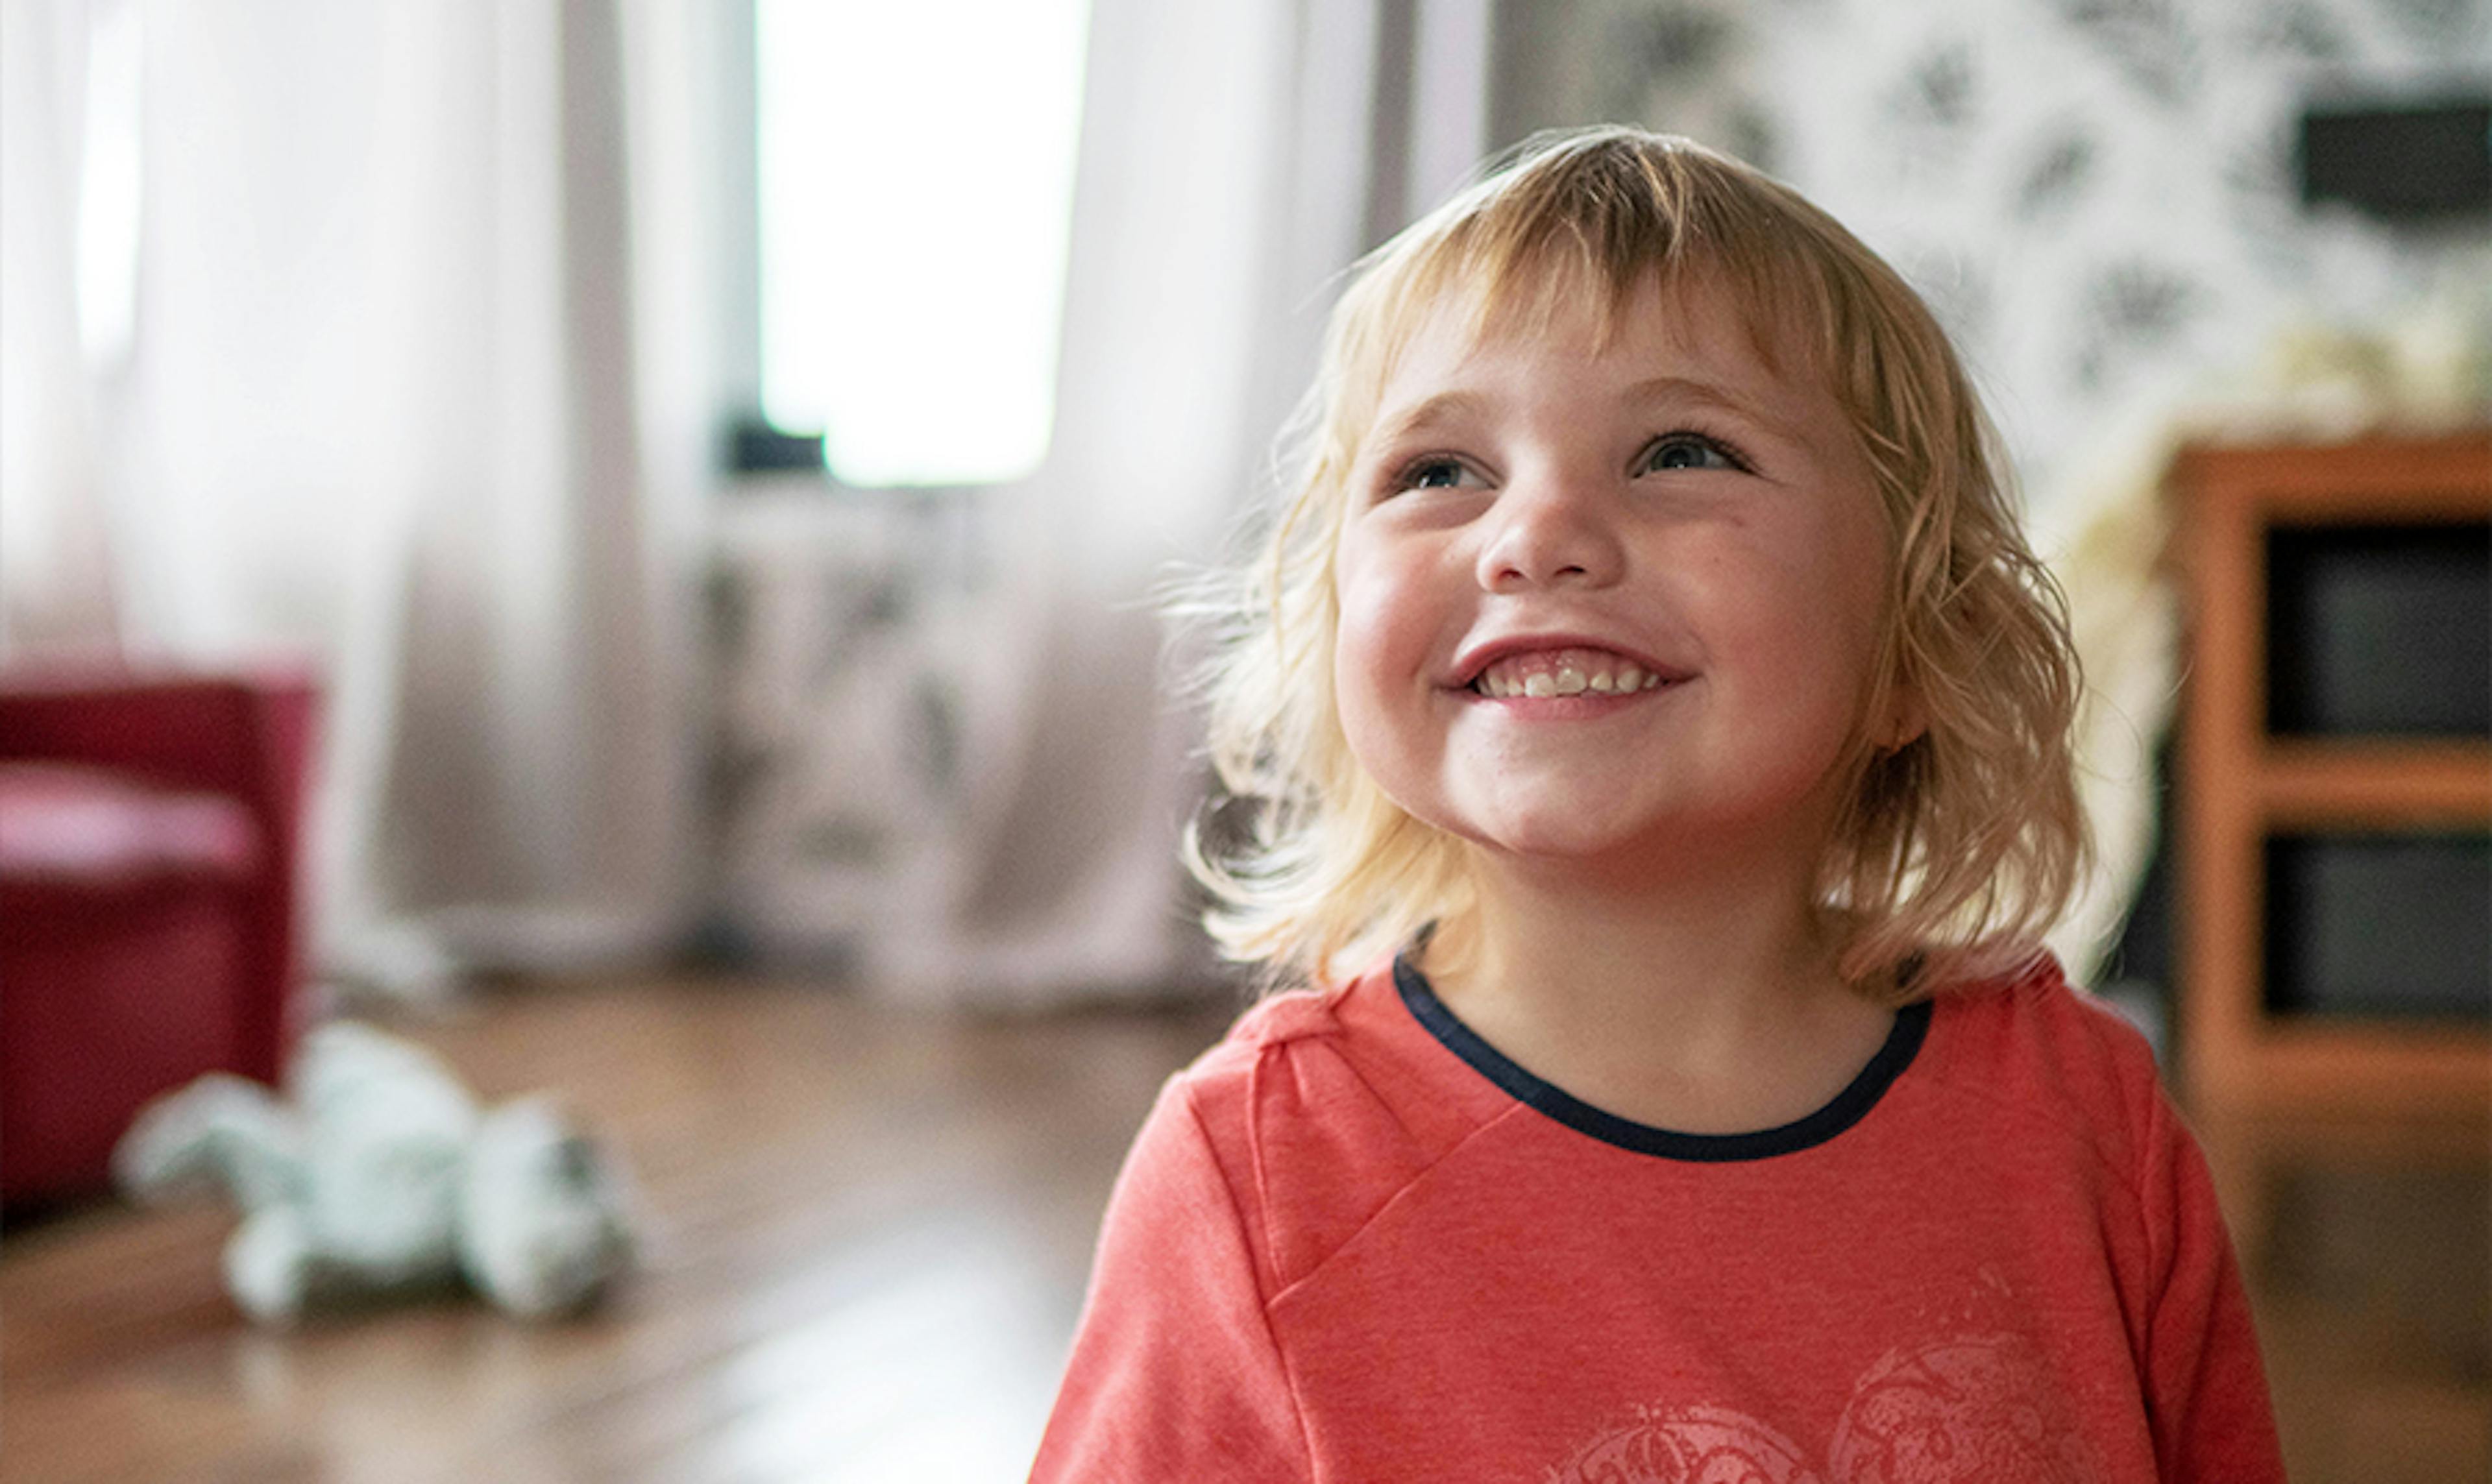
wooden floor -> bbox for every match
[3,975,2485,1482]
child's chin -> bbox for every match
[1467,814,1670,865]
[1393,781,1686,865]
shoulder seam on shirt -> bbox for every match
[2134,1073,2177,1300]
[1176,1077,1319,1477]
[1266,1099,1539,1309]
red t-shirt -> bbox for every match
[1032,955,2283,1481]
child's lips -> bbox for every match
[1450,638,1692,699]
[1469,646,1670,699]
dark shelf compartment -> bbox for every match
[2262,831,2492,1021]
[2266,522,2492,738]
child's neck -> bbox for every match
[1421,845,1896,1136]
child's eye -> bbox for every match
[1392,457,1488,493]
[1639,433,1748,474]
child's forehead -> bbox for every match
[1365,260,1826,411]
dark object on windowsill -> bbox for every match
[726,417,826,476]
[2299,96,2491,223]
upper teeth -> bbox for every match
[1474,650,1667,699]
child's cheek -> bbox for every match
[1330,534,1448,796]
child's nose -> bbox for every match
[1475,476,1626,592]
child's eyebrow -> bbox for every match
[1365,378,1809,459]
[1622,375,1799,438]
[1364,390,1491,454]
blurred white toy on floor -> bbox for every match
[113,1021,635,1325]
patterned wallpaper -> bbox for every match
[1498,0,2489,509]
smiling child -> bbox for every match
[1032,127,2282,1483]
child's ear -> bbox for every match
[1874,679,1927,753]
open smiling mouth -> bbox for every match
[1464,646,1684,699]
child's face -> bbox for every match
[1330,271,1908,878]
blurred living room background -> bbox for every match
[1,1,2485,1480]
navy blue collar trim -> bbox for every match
[1391,954,1930,1163]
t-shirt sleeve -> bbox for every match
[1029,1075,1311,1482]
[2136,1088,2286,1483]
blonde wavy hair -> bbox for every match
[1185,127,2086,1003]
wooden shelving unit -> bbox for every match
[2171,430,2492,1119]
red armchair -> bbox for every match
[0,670,317,1206]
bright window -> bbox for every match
[755,0,1092,487]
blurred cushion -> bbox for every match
[0,762,262,885]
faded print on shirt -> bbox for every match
[1549,1331,2103,1483]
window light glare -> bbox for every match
[756,0,1090,487]
[77,0,143,372]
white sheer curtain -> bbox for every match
[0,0,125,653]
[0,0,697,997]
[837,0,1495,1006]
